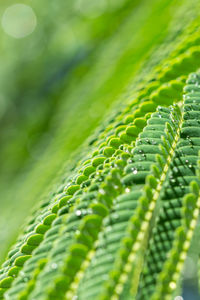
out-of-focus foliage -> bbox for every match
[0,0,137,180]
[1,0,200,299]
[0,0,141,258]
[0,0,180,260]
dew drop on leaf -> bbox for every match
[76,210,82,216]
[51,263,58,270]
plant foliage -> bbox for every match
[1,0,200,299]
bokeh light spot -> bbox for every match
[1,4,37,38]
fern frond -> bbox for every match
[1,2,200,300]
[151,179,200,300]
[137,71,200,299]
[74,104,183,300]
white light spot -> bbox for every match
[169,281,176,290]
[76,210,82,216]
[51,263,58,270]
[174,296,184,300]
[2,4,37,38]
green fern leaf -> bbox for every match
[1,2,200,300]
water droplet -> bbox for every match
[51,263,58,270]
[76,209,82,217]
[67,200,73,207]
[99,188,105,195]
[75,230,80,236]
[169,281,176,290]
[131,166,138,173]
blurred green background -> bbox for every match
[0,0,171,261]
[0,1,199,298]
[0,0,137,188]
[0,0,142,260]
